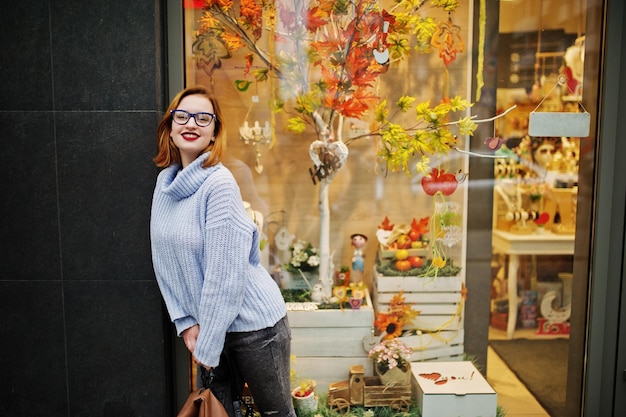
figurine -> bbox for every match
[310,283,325,303]
[350,233,368,274]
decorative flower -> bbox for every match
[374,313,404,339]
[286,240,319,273]
[374,291,420,339]
[368,338,413,374]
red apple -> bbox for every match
[408,229,421,241]
[395,234,412,249]
[408,256,424,268]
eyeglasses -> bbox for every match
[171,109,216,127]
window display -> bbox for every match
[177,0,593,415]
[181,0,496,394]
[185,1,485,299]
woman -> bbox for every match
[150,85,296,417]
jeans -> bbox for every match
[203,315,296,417]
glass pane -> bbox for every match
[490,1,589,417]
[176,1,595,415]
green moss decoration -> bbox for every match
[281,289,312,303]
[281,288,368,310]
[376,258,461,277]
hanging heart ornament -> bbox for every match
[308,140,349,173]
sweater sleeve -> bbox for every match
[192,173,256,367]
[150,169,199,336]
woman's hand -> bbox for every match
[182,325,211,370]
[182,324,199,353]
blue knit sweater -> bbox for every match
[150,153,286,367]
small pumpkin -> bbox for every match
[395,259,412,271]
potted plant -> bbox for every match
[285,240,320,274]
[291,379,318,414]
[368,338,414,386]
[281,239,320,290]
[334,266,351,286]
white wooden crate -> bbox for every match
[373,268,464,332]
[287,291,375,393]
[373,268,465,361]
[403,330,465,362]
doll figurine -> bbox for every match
[350,233,368,273]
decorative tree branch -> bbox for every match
[192,0,489,298]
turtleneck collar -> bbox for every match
[160,153,216,201]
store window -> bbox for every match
[174,0,596,415]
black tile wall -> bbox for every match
[0,0,173,416]
[55,111,159,281]
[0,0,54,111]
[64,280,168,417]
[49,0,162,111]
[0,112,62,281]
[0,281,68,417]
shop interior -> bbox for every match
[488,1,586,416]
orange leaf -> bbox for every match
[222,32,244,51]
[305,7,329,31]
[239,0,262,24]
[411,216,430,234]
[378,216,394,231]
[244,53,254,75]
[215,0,234,10]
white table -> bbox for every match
[492,229,575,339]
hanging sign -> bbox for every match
[528,75,591,137]
[528,111,590,137]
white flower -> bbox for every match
[307,255,320,267]
[286,239,320,273]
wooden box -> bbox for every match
[363,377,413,408]
[287,291,375,393]
[411,361,497,417]
[378,244,429,259]
[373,268,465,361]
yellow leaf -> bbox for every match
[396,96,415,112]
[286,117,306,134]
